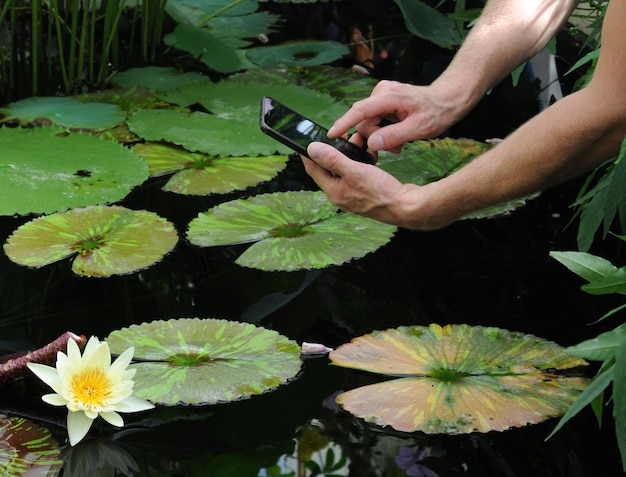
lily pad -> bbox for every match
[378,138,538,220]
[160,80,348,128]
[110,66,211,91]
[105,318,302,405]
[186,191,397,271]
[0,127,149,216]
[3,205,178,277]
[126,109,285,156]
[330,324,589,434]
[0,416,63,476]
[133,142,289,195]
[246,41,350,68]
[0,96,126,130]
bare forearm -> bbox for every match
[411,88,626,230]
[431,0,578,120]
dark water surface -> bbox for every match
[0,161,623,475]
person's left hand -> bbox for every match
[301,140,420,228]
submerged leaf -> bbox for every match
[0,416,63,476]
[0,127,149,216]
[4,205,178,277]
[186,191,397,271]
[330,324,589,434]
[133,142,288,195]
[106,318,302,405]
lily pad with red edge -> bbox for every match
[329,324,589,434]
[186,191,397,271]
[133,142,289,195]
[3,205,178,277]
[0,416,63,476]
[105,318,302,406]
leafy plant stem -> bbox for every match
[48,0,71,93]
[30,0,41,95]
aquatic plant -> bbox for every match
[27,336,154,446]
[330,324,588,434]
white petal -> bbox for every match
[27,363,64,394]
[65,338,82,362]
[67,411,94,446]
[100,411,124,427]
[89,340,112,369]
[42,393,68,407]
[108,347,134,381]
[117,394,155,413]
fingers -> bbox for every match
[328,95,396,139]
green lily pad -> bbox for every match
[133,142,289,195]
[330,324,589,434]
[126,109,285,156]
[0,96,126,130]
[246,41,350,67]
[110,66,211,91]
[3,205,178,277]
[160,80,348,129]
[378,138,538,220]
[0,127,149,216]
[105,318,302,405]
[186,191,397,271]
[0,416,63,476]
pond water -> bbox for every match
[0,160,622,476]
[1,2,623,475]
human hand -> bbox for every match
[327,80,458,153]
[301,141,422,228]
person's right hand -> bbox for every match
[327,80,459,153]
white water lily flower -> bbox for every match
[27,336,154,446]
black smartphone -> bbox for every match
[260,96,375,165]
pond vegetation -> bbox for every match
[1,0,626,475]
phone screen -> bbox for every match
[260,96,374,164]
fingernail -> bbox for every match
[327,125,337,137]
[370,134,384,151]
[308,142,323,158]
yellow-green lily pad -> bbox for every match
[133,142,289,195]
[186,190,397,271]
[106,318,302,406]
[3,205,178,277]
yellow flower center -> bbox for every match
[70,368,112,410]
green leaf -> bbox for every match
[394,0,463,48]
[576,139,626,251]
[4,205,178,277]
[0,416,63,477]
[111,66,210,91]
[186,191,397,271]
[614,337,626,471]
[566,322,626,361]
[546,363,614,440]
[162,79,349,129]
[126,109,285,156]
[246,41,350,68]
[133,142,289,195]
[330,324,589,434]
[165,23,241,73]
[1,96,126,130]
[106,318,302,405]
[378,138,535,220]
[550,250,619,283]
[0,127,149,216]
[581,268,626,295]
